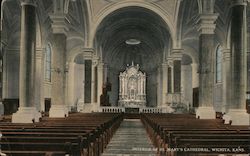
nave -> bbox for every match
[102,119,155,155]
[1,112,250,156]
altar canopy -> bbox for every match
[118,62,146,107]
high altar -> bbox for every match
[118,62,146,108]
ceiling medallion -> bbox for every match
[125,39,141,45]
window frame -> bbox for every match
[215,45,222,83]
[45,43,52,82]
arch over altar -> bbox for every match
[118,62,146,108]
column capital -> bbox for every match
[49,14,69,36]
[92,59,98,67]
[171,49,183,60]
[230,0,248,7]
[20,0,37,7]
[162,62,168,67]
[221,48,230,59]
[36,48,44,59]
[196,13,218,35]
[190,63,198,67]
[167,58,173,66]
[98,62,104,68]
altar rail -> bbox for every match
[140,108,165,113]
[99,107,168,113]
[100,107,125,113]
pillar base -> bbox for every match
[196,106,216,119]
[0,101,4,116]
[12,107,41,123]
[223,109,250,125]
[49,105,68,117]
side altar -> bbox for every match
[118,62,146,108]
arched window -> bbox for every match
[216,45,222,83]
[45,43,52,82]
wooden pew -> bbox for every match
[141,113,250,154]
[0,113,123,156]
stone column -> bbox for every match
[172,50,182,93]
[157,66,162,106]
[12,0,41,123]
[67,62,75,108]
[80,63,85,100]
[191,63,199,88]
[91,60,98,110]
[172,50,182,105]
[49,15,69,117]
[195,14,218,119]
[223,0,249,125]
[221,49,231,113]
[191,63,199,109]
[97,62,104,107]
[75,63,85,112]
[34,48,45,111]
[167,64,172,94]
[0,41,6,115]
[161,62,168,107]
[166,59,173,105]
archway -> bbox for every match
[94,6,172,107]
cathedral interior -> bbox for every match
[0,0,250,155]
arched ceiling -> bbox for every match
[2,0,248,60]
[95,6,171,72]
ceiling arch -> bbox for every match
[94,6,171,72]
[88,1,176,48]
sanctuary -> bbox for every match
[118,62,146,108]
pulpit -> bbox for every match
[118,62,146,108]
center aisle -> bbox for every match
[102,119,156,156]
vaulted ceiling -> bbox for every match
[1,0,249,63]
[95,6,170,72]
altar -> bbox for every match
[118,62,146,108]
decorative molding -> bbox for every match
[20,0,37,7]
[221,48,231,61]
[36,48,44,59]
[171,49,183,60]
[49,14,69,36]
[167,57,173,66]
[196,13,218,35]
[230,0,248,7]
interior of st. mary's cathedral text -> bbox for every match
[0,0,250,155]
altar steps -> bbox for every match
[102,119,156,155]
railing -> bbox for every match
[100,107,125,113]
[139,108,165,113]
[99,106,168,113]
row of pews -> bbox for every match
[0,113,123,156]
[141,113,250,155]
